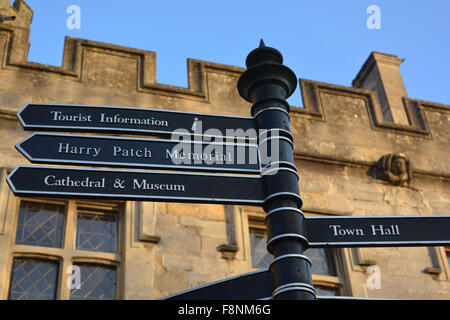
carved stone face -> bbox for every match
[386,155,410,185]
[392,157,407,175]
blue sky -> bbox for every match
[22,0,450,107]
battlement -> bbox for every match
[0,0,448,180]
[0,0,32,26]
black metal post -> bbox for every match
[238,40,315,300]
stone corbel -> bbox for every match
[374,153,412,186]
[138,202,160,244]
[216,244,239,260]
[424,267,442,275]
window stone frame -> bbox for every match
[2,196,123,300]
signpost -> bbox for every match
[236,40,314,300]
[16,132,260,173]
[5,40,450,301]
[17,103,257,140]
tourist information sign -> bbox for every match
[18,103,257,140]
[16,133,260,173]
[305,215,450,247]
[7,165,265,205]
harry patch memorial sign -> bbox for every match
[16,132,260,173]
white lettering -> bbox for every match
[43,175,105,188]
[132,179,185,192]
[51,111,92,122]
[178,304,212,317]
[371,225,384,235]
[58,143,101,157]
[370,224,400,236]
[329,225,364,236]
[44,175,55,185]
[112,146,151,158]
[99,113,168,127]
[165,147,232,165]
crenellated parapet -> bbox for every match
[292,76,450,178]
[0,1,246,111]
[298,78,431,136]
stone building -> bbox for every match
[0,0,449,299]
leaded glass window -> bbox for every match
[446,247,450,268]
[315,286,338,297]
[249,227,336,277]
[10,200,122,300]
[249,228,272,268]
[305,248,336,276]
[15,201,65,248]
[76,209,118,253]
[9,258,59,300]
[70,264,116,300]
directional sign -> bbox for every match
[161,268,394,300]
[306,215,450,247]
[16,133,260,173]
[17,103,256,140]
[162,269,273,300]
[7,165,265,205]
